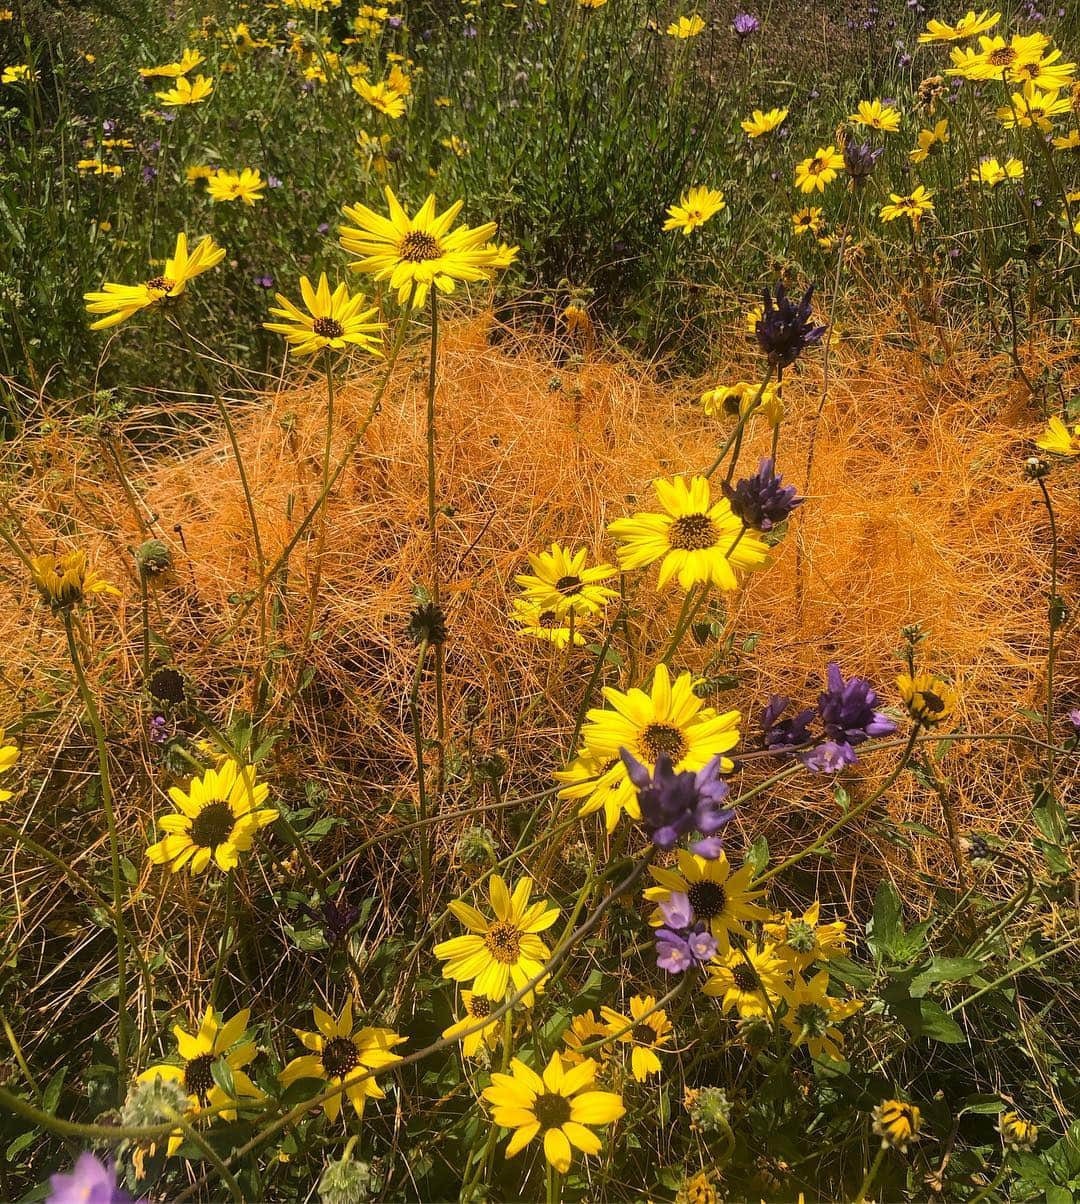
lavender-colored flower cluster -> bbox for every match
[48,1154,138,1204]
[755,282,827,368]
[620,749,734,858]
[723,457,804,531]
[654,892,720,972]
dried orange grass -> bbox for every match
[3,309,1077,904]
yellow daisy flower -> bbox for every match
[207,167,265,205]
[263,273,385,356]
[791,206,825,237]
[482,1052,624,1173]
[2,64,38,83]
[782,970,862,1061]
[849,98,901,132]
[1052,128,1080,150]
[997,1111,1038,1152]
[137,1007,262,1156]
[553,752,639,833]
[146,759,276,874]
[0,728,19,802]
[700,379,784,427]
[910,118,949,163]
[879,185,935,225]
[918,9,999,42]
[970,156,1024,186]
[511,599,587,649]
[514,543,617,618]
[155,73,214,105]
[561,1010,614,1065]
[996,81,1071,131]
[740,107,788,137]
[339,185,501,309]
[666,14,705,38]
[744,303,763,332]
[606,474,771,592]
[442,991,503,1057]
[701,942,789,1018]
[662,185,725,234]
[1008,48,1075,91]
[76,158,122,176]
[434,875,559,1002]
[599,995,673,1082]
[1036,415,1080,455]
[30,549,119,610]
[946,32,1049,80]
[896,670,957,728]
[763,901,848,972]
[645,850,769,954]
[279,1000,405,1122]
[353,76,407,118]
[794,145,844,193]
[872,1099,921,1151]
[138,48,205,77]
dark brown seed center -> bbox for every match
[399,231,442,262]
[687,881,727,919]
[484,921,522,964]
[189,801,235,849]
[533,1091,572,1128]
[321,1035,360,1078]
[554,575,583,595]
[639,723,688,764]
[312,316,345,338]
[146,276,176,293]
[467,995,493,1019]
[669,513,718,551]
[183,1052,217,1102]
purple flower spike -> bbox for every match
[733,11,759,37]
[756,282,827,367]
[1068,708,1080,734]
[48,1154,136,1204]
[723,457,804,531]
[656,928,694,973]
[843,140,883,187]
[800,739,858,774]
[817,661,897,747]
[620,749,735,856]
[760,694,815,752]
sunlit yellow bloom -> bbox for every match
[701,379,783,427]
[580,0,608,7]
[554,753,638,833]
[353,76,407,117]
[1009,48,1075,91]
[918,9,999,42]
[0,728,20,802]
[996,81,1071,131]
[340,185,502,308]
[30,549,119,609]
[138,48,205,77]
[794,145,844,193]
[511,599,586,648]
[515,543,617,619]
[207,167,265,204]
[442,991,503,1057]
[947,32,1049,80]
[741,107,788,137]
[702,943,789,1018]
[228,22,271,52]
[484,240,519,269]
[137,1007,262,1156]
[2,64,37,83]
[849,98,901,132]
[146,760,275,875]
[0,11,14,19]
[879,185,934,225]
[791,205,825,236]
[782,969,862,1061]
[279,1001,405,1122]
[482,1052,624,1173]
[441,134,469,157]
[666,14,705,37]
[897,670,957,728]
[599,995,672,1082]
[1053,128,1080,149]
[561,1010,614,1065]
[744,303,763,332]
[997,1111,1038,1152]
[662,185,725,234]
[970,155,1024,185]
[607,474,770,591]
[185,164,218,184]
[1035,415,1080,456]
[434,875,559,1002]
[873,1099,921,1150]
[910,118,949,162]
[76,158,122,176]
[155,73,214,105]
[263,273,384,356]
[646,850,768,955]
[764,901,848,972]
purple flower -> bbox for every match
[317,222,330,235]
[388,14,403,26]
[620,749,735,856]
[656,928,694,972]
[756,282,827,368]
[723,457,804,531]
[801,739,858,773]
[1067,708,1080,734]
[463,24,477,36]
[842,140,883,187]
[899,51,913,67]
[760,694,814,752]
[254,274,274,288]
[659,890,694,929]
[48,1154,136,1204]
[687,927,719,960]
[141,165,157,183]
[148,713,169,745]
[267,174,282,188]
[816,661,896,747]
[732,11,759,37]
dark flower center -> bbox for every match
[183,1052,217,1102]
[632,1023,655,1044]
[321,1036,360,1078]
[731,964,758,992]
[687,881,727,918]
[533,1091,572,1129]
[669,513,718,551]
[312,316,345,339]
[467,995,493,1019]
[190,801,235,850]
[484,921,522,964]
[795,1003,830,1037]
[148,666,185,704]
[920,690,945,714]
[987,47,1015,66]
[538,610,560,629]
[399,231,442,262]
[145,275,176,293]
[554,574,583,595]
[639,723,688,764]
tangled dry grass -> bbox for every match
[4,306,1077,925]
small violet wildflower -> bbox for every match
[756,282,827,368]
[620,749,734,857]
[723,457,804,531]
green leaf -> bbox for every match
[916,999,965,1044]
[42,1067,66,1115]
[211,1056,236,1100]
[866,881,900,961]
[825,955,875,990]
[1045,1187,1072,1204]
[6,1129,36,1160]
[745,836,769,874]
[959,1094,1005,1116]
[910,956,984,998]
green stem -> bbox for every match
[967,1160,1011,1204]
[62,612,130,1090]
[168,1108,244,1204]
[208,875,233,1006]
[1036,477,1058,793]
[703,362,774,480]
[409,637,432,914]
[852,1146,886,1204]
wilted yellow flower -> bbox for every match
[30,549,119,610]
[872,1099,921,1151]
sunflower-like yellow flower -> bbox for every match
[1008,48,1075,91]
[879,185,935,225]
[76,158,123,176]
[918,9,999,43]
[30,549,119,610]
[666,14,705,37]
[442,991,503,1057]
[0,729,19,802]
[791,206,825,237]
[84,232,225,329]
[794,145,844,193]
[155,73,214,105]
[897,670,957,728]
[997,1110,1038,1151]
[946,32,1049,80]
[872,1099,922,1151]
[763,901,848,972]
[782,970,863,1061]
[263,273,385,356]
[514,543,617,619]
[910,118,950,163]
[1035,415,1080,456]
[599,995,673,1082]
[340,185,502,309]
[607,474,770,592]
[849,98,902,132]
[227,22,271,52]
[3,63,38,83]
[138,48,205,78]
[553,753,638,833]
[1053,128,1080,150]
[434,875,559,1002]
[482,1052,624,1173]
[279,1000,406,1122]
[970,156,1024,186]
[561,1010,613,1065]
[207,167,265,204]
[146,759,276,874]
[137,1007,263,1156]
[741,107,788,137]
[511,599,586,648]
[702,942,789,1018]
[996,81,1071,131]
[352,76,407,117]
[662,185,725,234]
[646,850,768,955]
[700,379,782,427]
